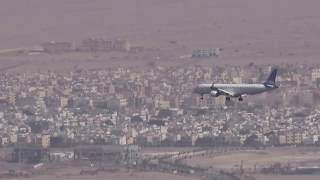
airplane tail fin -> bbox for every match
[264,68,277,85]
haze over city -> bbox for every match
[1,1,320,180]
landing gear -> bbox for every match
[226,97,231,101]
[238,97,243,101]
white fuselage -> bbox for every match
[193,83,276,97]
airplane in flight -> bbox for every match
[193,68,279,101]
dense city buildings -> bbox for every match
[0,64,319,149]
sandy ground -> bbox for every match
[184,147,320,170]
[4,172,200,180]
[0,160,200,180]
[255,175,320,180]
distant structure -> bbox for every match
[311,69,320,82]
[191,48,220,58]
[12,146,49,164]
[80,38,130,52]
[41,41,73,53]
[73,145,140,165]
[36,38,140,55]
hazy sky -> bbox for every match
[1,0,320,52]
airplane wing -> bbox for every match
[216,88,236,97]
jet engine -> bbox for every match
[210,90,220,97]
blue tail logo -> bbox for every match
[264,68,277,87]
